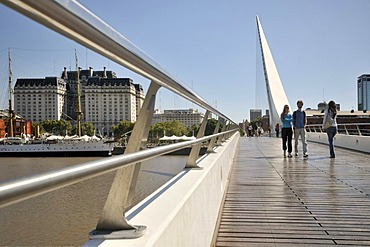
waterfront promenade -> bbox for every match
[215,137,370,246]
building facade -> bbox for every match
[152,109,204,128]
[250,109,262,122]
[13,67,144,135]
[317,102,341,112]
[357,74,370,111]
[82,77,144,135]
[14,77,67,122]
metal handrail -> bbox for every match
[0,1,241,238]
[306,123,370,136]
[0,0,235,125]
[0,129,238,209]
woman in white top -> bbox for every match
[322,100,338,158]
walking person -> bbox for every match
[293,100,308,157]
[247,125,252,137]
[323,100,338,158]
[257,126,262,137]
[275,123,280,138]
[268,126,271,137]
[281,105,293,158]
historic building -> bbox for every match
[14,77,67,122]
[13,67,144,135]
[82,76,144,135]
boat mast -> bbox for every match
[8,48,14,137]
[75,49,82,136]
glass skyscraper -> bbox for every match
[357,74,370,111]
[250,109,262,122]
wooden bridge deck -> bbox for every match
[214,137,370,246]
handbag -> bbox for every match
[324,115,333,129]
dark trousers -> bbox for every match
[326,126,337,157]
[282,127,293,153]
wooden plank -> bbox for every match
[214,137,370,246]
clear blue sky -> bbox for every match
[1,0,370,123]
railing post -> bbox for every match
[344,125,349,135]
[206,118,221,153]
[185,110,211,168]
[90,81,161,239]
[125,81,161,208]
[223,122,231,141]
[216,120,227,146]
[356,124,362,136]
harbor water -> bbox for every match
[0,155,187,246]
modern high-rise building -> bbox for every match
[250,109,262,122]
[357,74,370,111]
[14,67,144,135]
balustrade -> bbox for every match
[0,0,239,240]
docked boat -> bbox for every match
[0,50,115,157]
[0,135,114,157]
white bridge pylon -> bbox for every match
[256,16,291,129]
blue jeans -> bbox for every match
[326,127,337,157]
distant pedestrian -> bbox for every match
[323,100,338,158]
[268,126,271,137]
[275,123,280,138]
[257,126,262,137]
[248,125,252,137]
[281,105,293,158]
[293,100,308,157]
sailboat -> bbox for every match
[0,49,114,157]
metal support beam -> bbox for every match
[206,118,221,153]
[185,110,211,168]
[223,123,231,141]
[125,81,161,208]
[216,120,228,146]
[91,81,161,239]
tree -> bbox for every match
[205,118,220,136]
[250,117,263,130]
[81,122,95,136]
[40,119,73,135]
[150,122,167,142]
[166,120,187,136]
[112,120,135,139]
[187,124,199,137]
[149,120,187,143]
[31,122,44,137]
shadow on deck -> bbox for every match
[215,136,370,246]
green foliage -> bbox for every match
[205,118,219,136]
[239,128,245,136]
[187,124,199,137]
[31,122,44,136]
[40,119,73,135]
[81,122,95,136]
[149,120,187,142]
[249,117,262,130]
[112,120,135,139]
